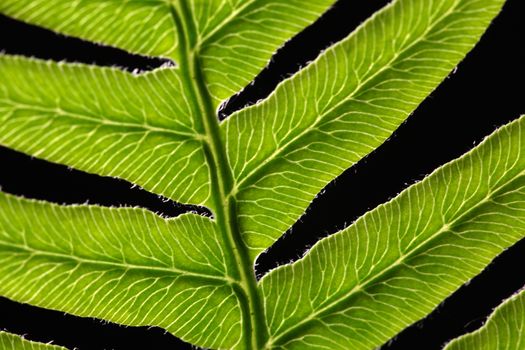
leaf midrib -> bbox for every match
[229,0,459,195]
[0,238,230,284]
[170,3,269,348]
[171,4,267,350]
[267,152,525,348]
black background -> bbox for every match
[0,0,524,349]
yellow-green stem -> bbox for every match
[170,3,268,349]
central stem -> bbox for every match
[171,3,268,349]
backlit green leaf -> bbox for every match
[0,0,334,106]
[0,332,65,350]
[0,1,178,59]
[223,0,506,260]
[445,288,525,350]
[0,57,211,207]
[0,193,241,349]
[260,115,525,349]
[0,0,516,349]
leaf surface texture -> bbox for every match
[0,57,212,206]
[0,193,241,349]
[0,332,66,350]
[0,0,334,105]
[445,288,525,350]
[260,116,525,349]
[0,0,516,349]
[223,0,506,259]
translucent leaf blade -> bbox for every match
[0,56,211,207]
[260,115,525,349]
[0,0,178,60]
[223,0,506,260]
[194,0,334,104]
[0,193,241,349]
[0,1,335,106]
[0,332,66,350]
[445,288,525,350]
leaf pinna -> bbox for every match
[0,0,523,349]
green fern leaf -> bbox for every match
[0,57,211,206]
[0,0,334,105]
[223,0,507,260]
[0,332,66,350]
[444,288,525,349]
[0,0,519,349]
[260,115,525,349]
[0,193,240,348]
